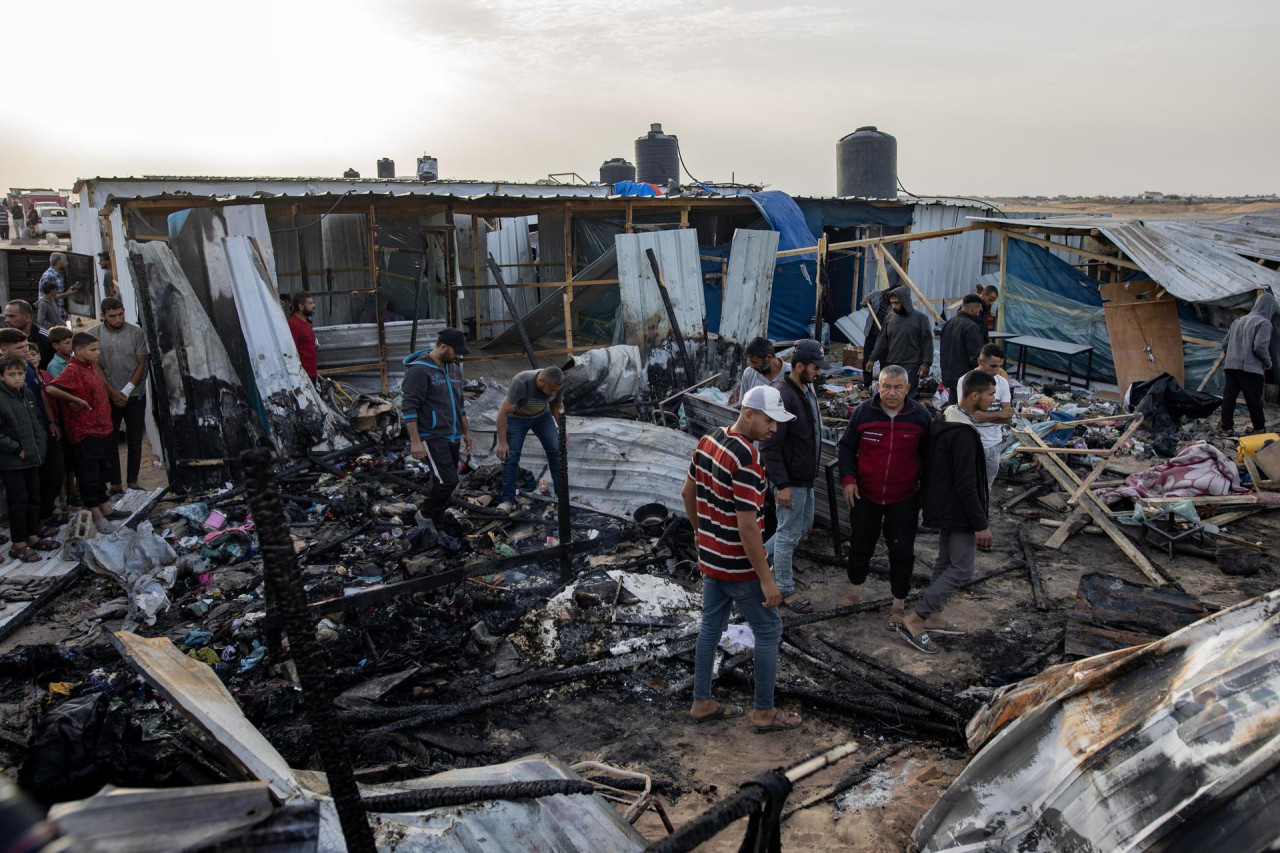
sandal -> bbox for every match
[896,624,939,655]
[9,547,41,563]
[30,538,60,552]
[691,702,744,723]
[0,533,8,546]
[886,606,907,632]
[37,525,60,538]
[753,709,802,734]
[782,595,813,614]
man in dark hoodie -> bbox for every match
[899,369,996,655]
[861,290,892,385]
[865,285,934,392]
[761,339,830,613]
[940,294,985,406]
[837,364,932,629]
[401,328,475,542]
[1221,290,1277,436]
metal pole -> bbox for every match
[487,255,539,369]
[645,248,696,386]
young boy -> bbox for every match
[47,326,73,378]
[0,356,57,561]
[35,280,63,332]
[46,333,128,534]
[899,369,997,655]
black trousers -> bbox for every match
[75,435,111,508]
[108,395,146,486]
[417,436,460,524]
[0,467,40,543]
[38,436,63,521]
[1221,369,1266,431]
[846,495,920,600]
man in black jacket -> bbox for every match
[899,369,996,655]
[761,338,830,613]
[940,294,985,406]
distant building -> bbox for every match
[1139,191,1166,201]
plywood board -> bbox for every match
[719,228,779,345]
[615,229,704,353]
[1101,280,1184,390]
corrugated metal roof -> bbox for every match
[972,214,1280,304]
[914,586,1280,852]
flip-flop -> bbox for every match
[896,624,939,655]
[691,703,744,723]
[782,596,813,614]
[753,709,802,734]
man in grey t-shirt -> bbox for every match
[495,367,565,513]
[88,297,148,492]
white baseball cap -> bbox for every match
[741,385,796,421]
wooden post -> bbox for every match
[368,205,387,394]
[814,234,828,339]
[562,204,574,353]
[1066,415,1144,506]
[625,201,633,234]
[997,233,1008,332]
[1198,350,1226,392]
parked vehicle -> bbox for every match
[32,203,69,237]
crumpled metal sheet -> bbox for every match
[913,589,1280,853]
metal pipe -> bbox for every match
[486,255,539,369]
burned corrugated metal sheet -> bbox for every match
[914,588,1280,853]
[616,229,704,352]
[1065,572,1212,658]
[718,228,778,344]
[975,214,1280,305]
[126,240,268,490]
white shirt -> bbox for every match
[977,374,1011,449]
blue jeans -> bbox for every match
[765,485,815,596]
[501,410,561,503]
[693,575,783,710]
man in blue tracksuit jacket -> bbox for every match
[401,328,475,538]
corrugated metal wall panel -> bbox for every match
[483,216,538,337]
[719,228,779,344]
[905,203,988,305]
[615,229,704,352]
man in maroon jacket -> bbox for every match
[836,364,932,630]
[287,292,319,384]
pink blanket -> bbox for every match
[1095,442,1248,504]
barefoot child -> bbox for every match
[0,356,57,561]
[46,334,129,535]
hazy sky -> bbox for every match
[4,0,1277,197]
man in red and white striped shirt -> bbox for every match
[681,385,802,734]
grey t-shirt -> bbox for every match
[740,362,790,399]
[88,321,148,398]
[506,369,563,416]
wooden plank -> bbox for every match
[1046,507,1089,549]
[1197,350,1227,391]
[1101,280,1184,388]
[109,632,303,802]
[1014,428,1169,587]
[1015,446,1119,456]
[876,243,942,324]
[777,223,985,258]
[993,228,1143,271]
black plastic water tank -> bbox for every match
[635,124,680,186]
[600,157,637,185]
[376,158,395,179]
[343,168,360,179]
[836,126,897,198]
